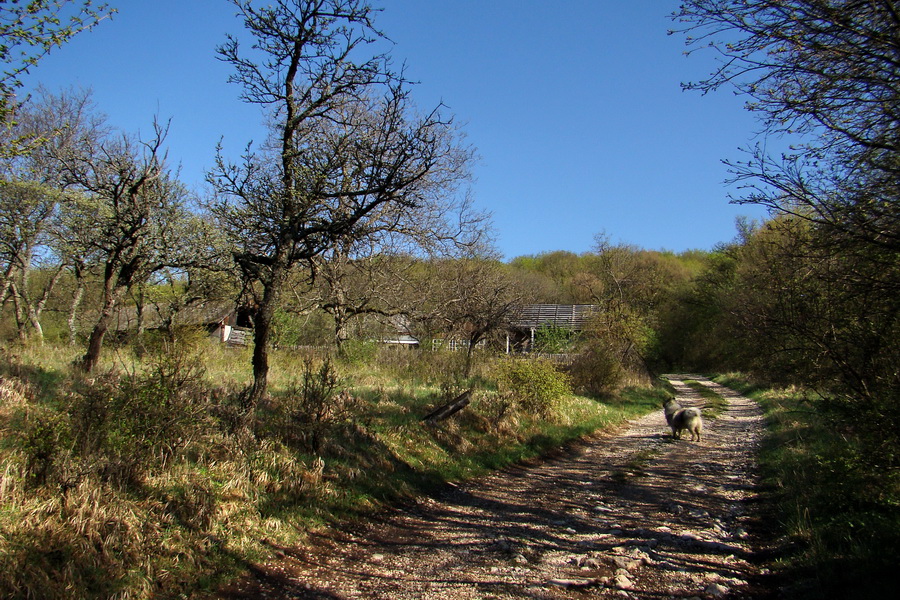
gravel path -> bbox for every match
[218,375,772,599]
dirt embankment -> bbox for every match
[218,375,774,599]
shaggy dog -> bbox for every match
[663,397,703,442]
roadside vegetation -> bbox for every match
[0,338,667,598]
[716,374,899,599]
[681,379,728,419]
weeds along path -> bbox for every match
[217,375,770,599]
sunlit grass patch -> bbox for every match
[683,378,728,418]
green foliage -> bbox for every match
[533,323,575,354]
[0,339,668,599]
[494,358,572,417]
[373,346,468,387]
[339,339,379,365]
[278,357,363,452]
[18,404,71,487]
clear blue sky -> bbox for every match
[25,0,769,260]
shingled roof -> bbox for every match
[510,304,599,331]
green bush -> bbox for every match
[277,357,363,452]
[67,339,211,487]
[339,339,379,365]
[534,323,575,354]
[19,405,71,487]
[495,358,572,417]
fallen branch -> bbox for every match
[423,389,473,424]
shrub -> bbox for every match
[566,344,625,396]
[67,337,211,487]
[280,358,362,451]
[495,358,572,417]
[18,405,71,487]
[534,323,575,354]
[339,339,379,365]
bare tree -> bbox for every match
[673,0,900,252]
[209,0,471,420]
[422,256,529,379]
[56,120,198,371]
[310,188,487,354]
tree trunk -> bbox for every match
[423,389,473,423]
[333,309,350,357]
[9,282,27,341]
[0,265,12,318]
[68,269,85,346]
[463,332,483,379]
[25,264,65,344]
[243,265,286,422]
[80,283,125,372]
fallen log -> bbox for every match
[422,389,473,423]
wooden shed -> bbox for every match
[506,304,599,353]
[109,300,254,345]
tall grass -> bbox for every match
[714,373,899,599]
[0,338,666,598]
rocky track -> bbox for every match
[218,375,772,599]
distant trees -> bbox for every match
[209,0,473,420]
[56,120,201,372]
[424,256,529,378]
[308,184,485,357]
[0,87,105,343]
[0,87,206,369]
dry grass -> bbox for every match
[0,339,664,598]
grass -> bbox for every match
[0,339,666,599]
[714,373,899,599]
[682,378,728,418]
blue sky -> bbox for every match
[25,0,769,260]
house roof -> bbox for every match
[510,304,599,331]
[110,301,236,331]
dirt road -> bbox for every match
[219,375,772,599]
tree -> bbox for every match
[1,1,114,153]
[0,87,105,342]
[310,190,486,355]
[574,237,688,377]
[422,256,529,379]
[209,0,471,420]
[56,119,199,372]
[0,179,62,340]
[674,0,900,451]
[673,0,900,251]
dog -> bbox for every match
[663,397,703,442]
